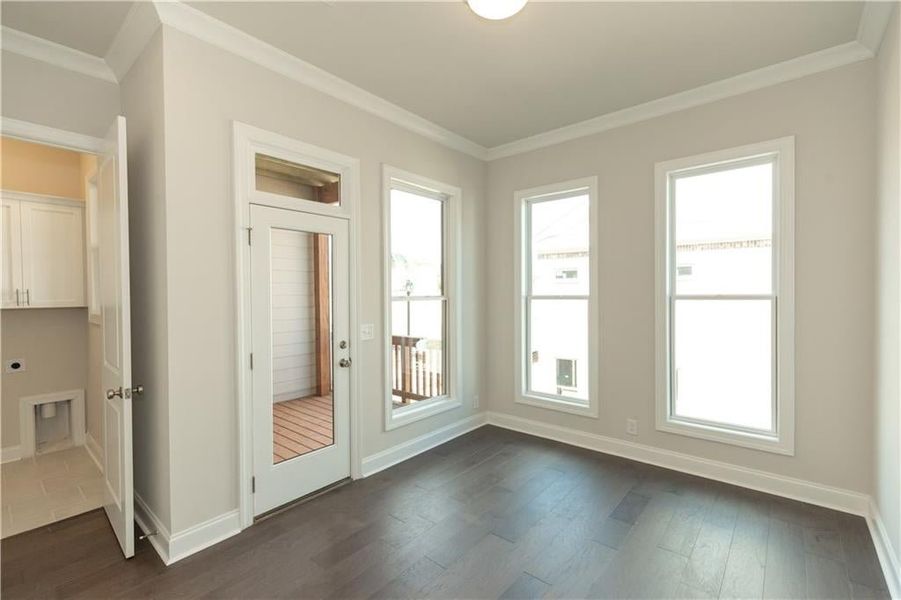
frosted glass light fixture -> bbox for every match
[467,0,527,20]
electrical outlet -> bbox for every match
[473,395,480,409]
[360,324,374,341]
[626,418,638,436]
[5,358,25,373]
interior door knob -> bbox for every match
[131,384,144,396]
[106,387,123,400]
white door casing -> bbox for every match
[98,116,135,558]
[250,204,351,516]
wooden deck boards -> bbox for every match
[272,395,334,463]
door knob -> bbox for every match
[338,358,352,368]
[132,385,144,396]
[106,387,123,400]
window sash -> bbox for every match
[388,182,451,409]
[523,190,591,405]
[665,154,780,437]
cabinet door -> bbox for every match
[1,200,23,308]
[20,201,85,307]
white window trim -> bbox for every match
[654,137,795,455]
[513,177,600,418]
[382,165,463,430]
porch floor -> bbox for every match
[272,395,334,463]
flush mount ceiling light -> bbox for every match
[467,0,527,20]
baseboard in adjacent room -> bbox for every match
[1,445,22,464]
[85,432,103,473]
[361,412,487,477]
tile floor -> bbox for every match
[1,446,104,539]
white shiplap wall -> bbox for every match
[271,229,316,402]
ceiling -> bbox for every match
[1,1,133,57]
[1,1,865,148]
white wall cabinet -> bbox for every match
[1,193,85,309]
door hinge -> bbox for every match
[251,476,256,494]
[250,353,254,370]
[247,227,253,246]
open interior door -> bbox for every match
[98,116,135,558]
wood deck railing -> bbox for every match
[391,335,444,405]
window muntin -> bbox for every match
[666,154,780,437]
[388,184,448,410]
[524,190,591,404]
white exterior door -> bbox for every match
[250,204,351,516]
[98,116,135,558]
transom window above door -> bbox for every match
[255,154,341,206]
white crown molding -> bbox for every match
[0,26,116,83]
[152,1,488,160]
[1,117,105,153]
[2,1,889,161]
[484,41,874,160]
[857,1,897,54]
[104,2,162,81]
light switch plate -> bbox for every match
[360,324,374,341]
[5,358,26,373]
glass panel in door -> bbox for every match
[269,227,334,464]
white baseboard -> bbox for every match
[168,509,241,564]
[868,500,901,599]
[1,445,22,464]
[85,432,103,473]
[135,493,241,566]
[134,493,172,565]
[361,412,488,477]
[485,411,871,516]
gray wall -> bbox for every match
[485,61,877,495]
[1,51,119,138]
[1,308,88,448]
[159,27,486,533]
[875,4,901,570]
[120,30,173,532]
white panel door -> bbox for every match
[1,199,22,308]
[251,204,351,516]
[98,116,135,558]
[19,201,85,308]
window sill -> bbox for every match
[516,393,598,418]
[385,395,462,431]
[656,416,793,456]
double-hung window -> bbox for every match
[655,138,795,454]
[383,166,462,429]
[515,178,599,417]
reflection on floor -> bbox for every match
[273,394,334,463]
[1,446,104,539]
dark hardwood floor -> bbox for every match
[1,426,889,599]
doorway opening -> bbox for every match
[0,136,103,538]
